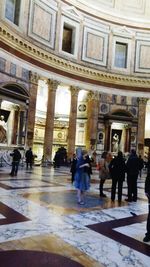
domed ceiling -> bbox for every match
[67,0,150,27]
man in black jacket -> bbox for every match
[143,157,150,242]
[10,149,21,176]
[109,151,126,203]
[126,149,140,202]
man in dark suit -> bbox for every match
[143,156,150,242]
[126,149,140,202]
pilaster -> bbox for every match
[26,71,39,148]
[137,98,148,156]
[85,91,100,151]
[43,79,59,161]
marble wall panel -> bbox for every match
[120,0,146,15]
[86,33,103,61]
[28,0,57,48]
[82,27,108,66]
[135,40,150,72]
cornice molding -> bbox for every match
[1,24,150,90]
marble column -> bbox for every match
[104,122,111,152]
[43,79,59,161]
[86,91,99,151]
[12,107,19,145]
[67,86,79,159]
[27,72,39,148]
[124,127,131,153]
[0,99,2,109]
[18,109,25,145]
[137,98,148,156]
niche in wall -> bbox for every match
[62,24,74,54]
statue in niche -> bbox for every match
[0,115,7,143]
[112,133,119,152]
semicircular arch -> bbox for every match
[0,82,29,103]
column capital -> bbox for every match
[138,98,148,105]
[47,79,59,90]
[29,71,40,85]
[70,86,80,96]
[87,91,100,101]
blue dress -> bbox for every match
[74,156,90,191]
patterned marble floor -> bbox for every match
[0,165,149,267]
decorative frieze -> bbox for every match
[1,24,150,89]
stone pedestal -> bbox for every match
[27,72,39,148]
[43,79,59,161]
[67,86,79,159]
[137,98,148,156]
[86,91,99,151]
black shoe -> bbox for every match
[143,236,150,242]
[125,198,132,202]
[100,193,107,198]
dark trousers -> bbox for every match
[99,179,105,194]
[111,178,123,202]
[127,175,138,201]
[11,161,19,176]
[146,198,150,237]
[71,172,75,184]
[26,161,32,169]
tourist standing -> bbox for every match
[109,151,126,202]
[70,153,77,184]
[25,148,33,169]
[99,151,112,198]
[126,149,140,202]
[74,149,90,205]
[143,155,150,242]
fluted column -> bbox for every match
[67,86,79,159]
[86,91,99,151]
[12,106,19,145]
[137,98,148,156]
[0,99,2,108]
[27,72,39,148]
[43,79,59,161]
[104,122,111,152]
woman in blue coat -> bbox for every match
[74,149,90,205]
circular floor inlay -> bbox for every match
[0,250,84,267]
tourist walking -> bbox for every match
[10,148,21,176]
[109,151,126,202]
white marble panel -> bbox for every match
[135,39,150,73]
[82,26,108,66]
[28,0,57,48]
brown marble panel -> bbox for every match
[88,213,150,257]
[0,202,29,225]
